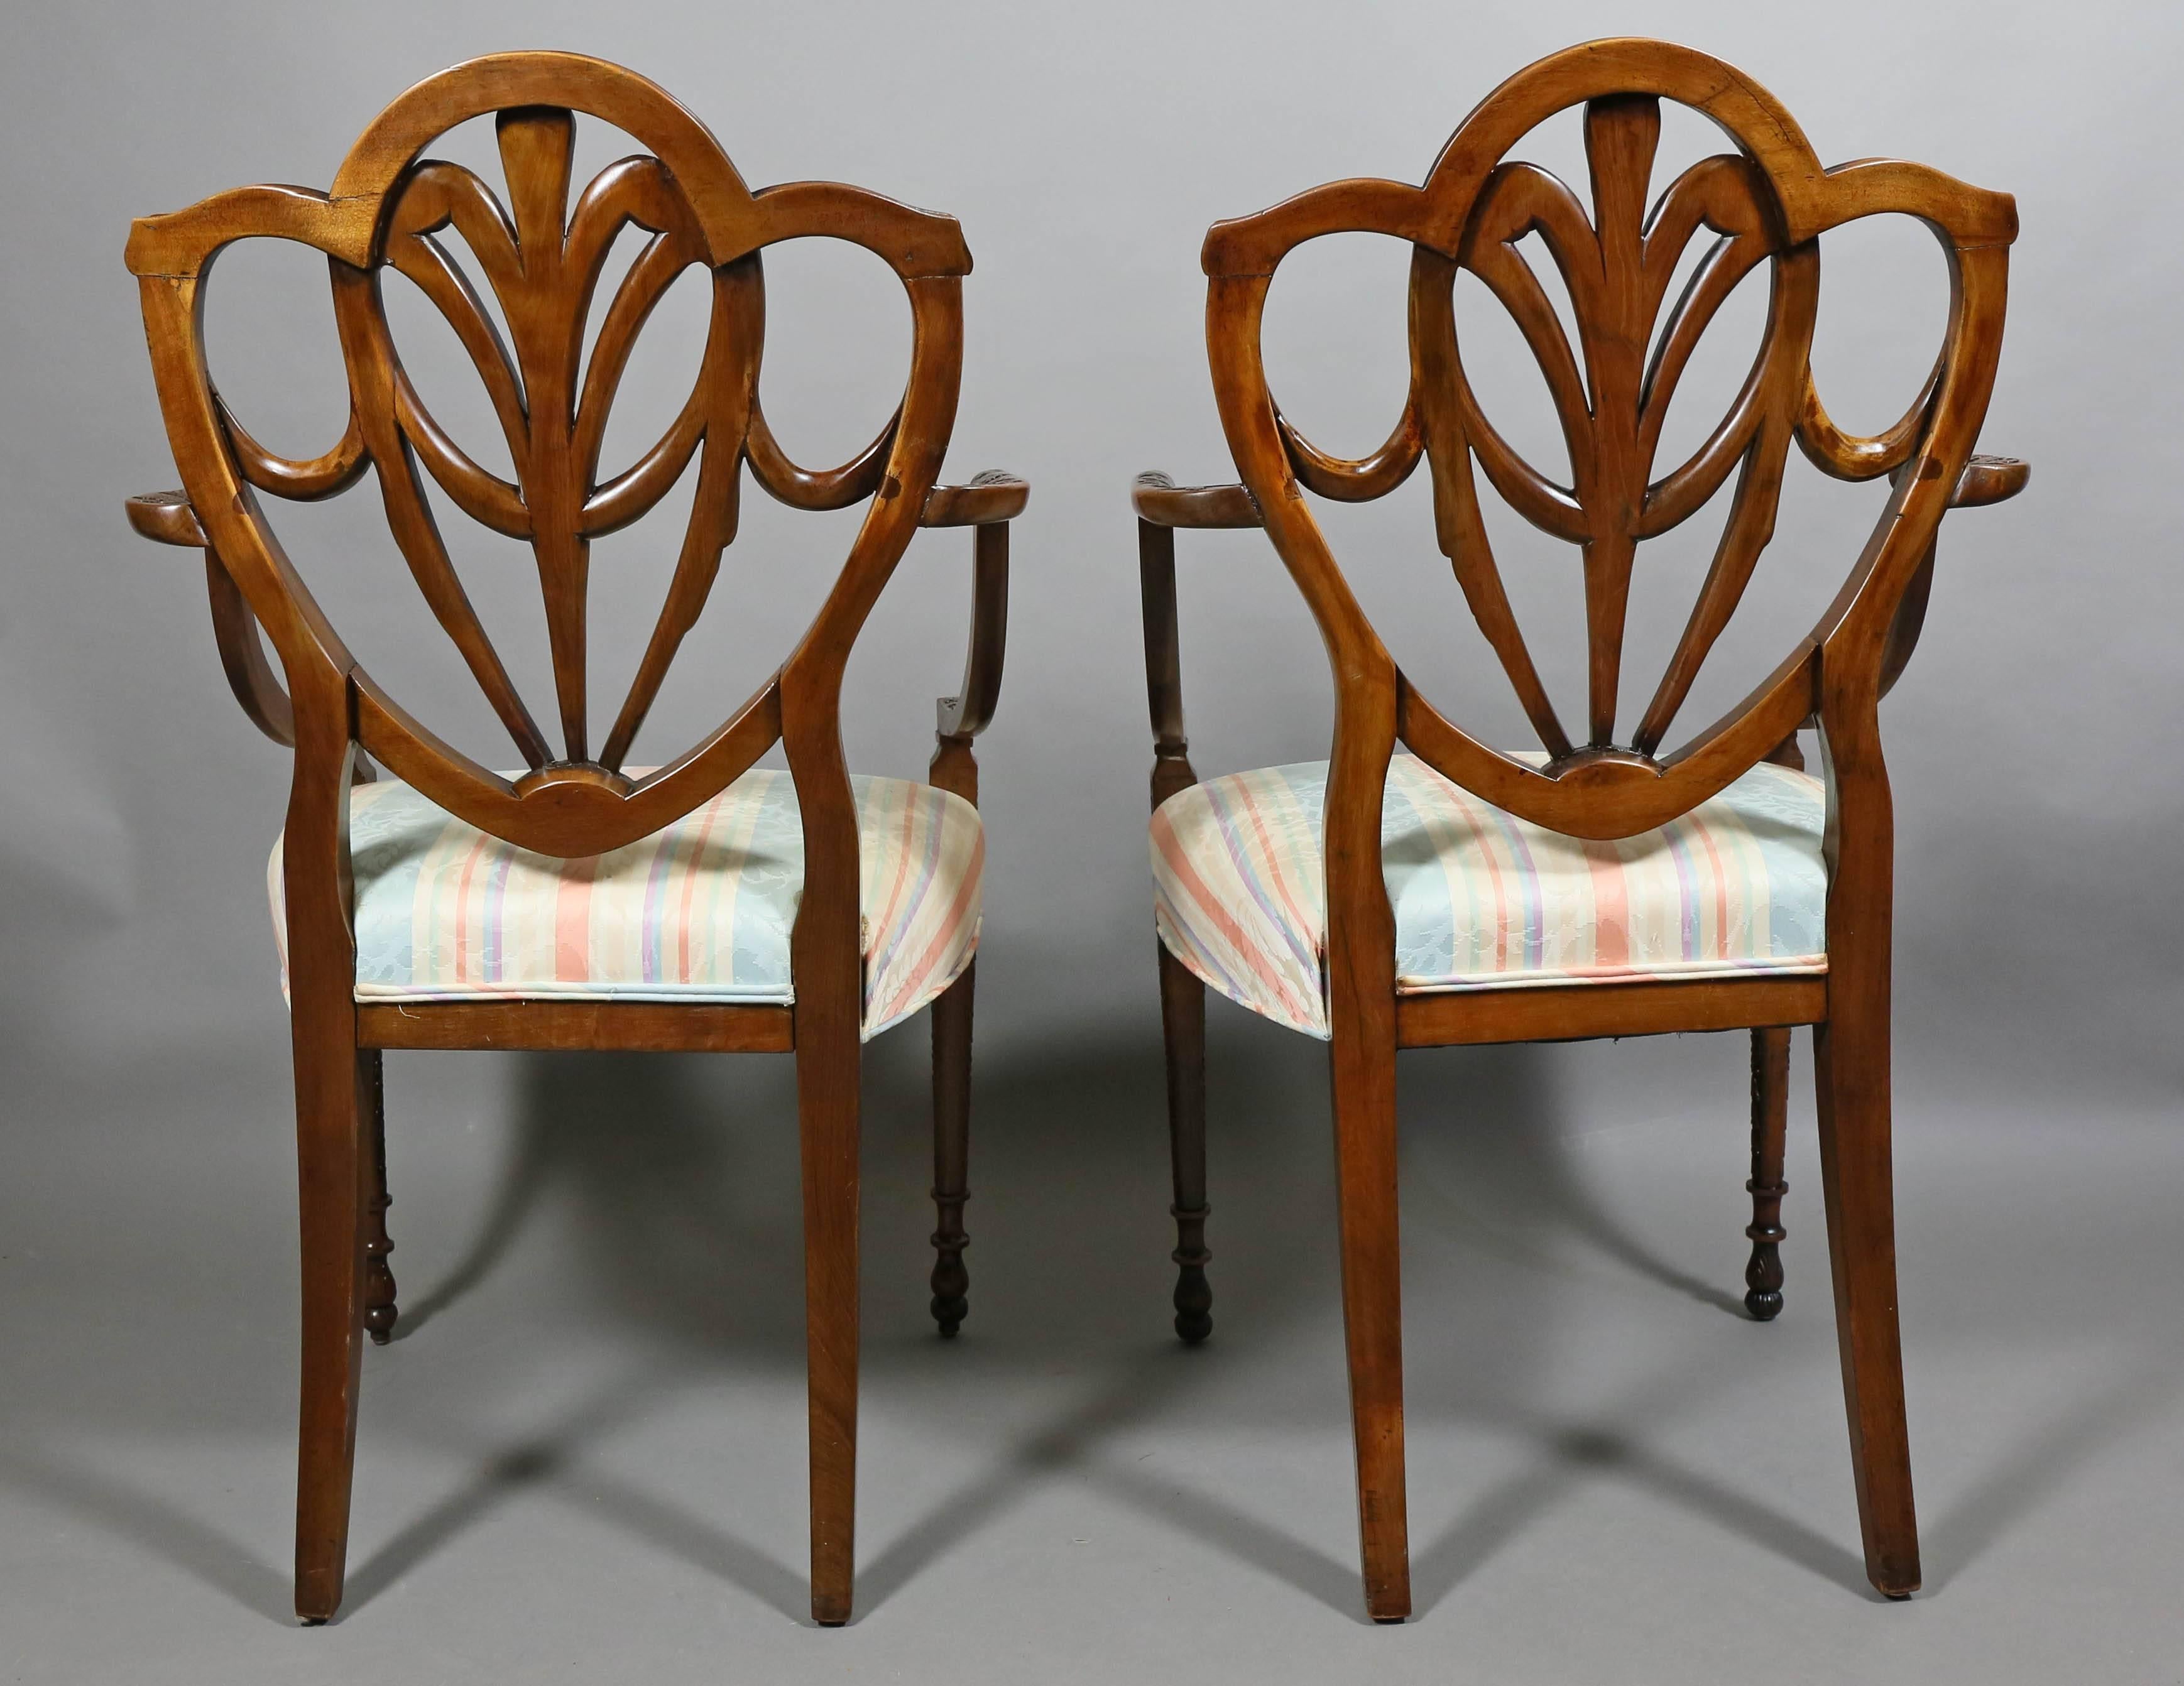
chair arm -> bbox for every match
[927,475,1021,805]
[922,469,1028,528]
[127,489,301,748]
[1876,454,2030,701]
[1132,474,1248,810]
[1950,454,2029,508]
[126,489,209,547]
[1133,470,1261,530]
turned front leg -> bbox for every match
[1745,1026,1790,1321]
[929,957,974,1336]
[362,1049,399,1345]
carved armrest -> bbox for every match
[126,489,208,547]
[1876,454,2031,703]
[1130,472,1259,809]
[922,468,1028,528]
[126,487,300,751]
[1132,470,1261,530]
[925,474,1022,805]
[1950,454,2029,508]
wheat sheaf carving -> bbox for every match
[1199,40,2013,844]
[1425,94,1816,759]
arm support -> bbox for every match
[126,490,298,748]
[1135,472,1261,810]
[1878,454,2029,700]
[924,472,1023,805]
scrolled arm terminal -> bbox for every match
[126,489,209,547]
[922,467,1029,529]
[1948,454,2029,508]
[1132,469,1261,530]
[1876,454,2031,702]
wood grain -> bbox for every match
[127,50,1018,1628]
[1140,36,2021,1618]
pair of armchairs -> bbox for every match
[125,43,2024,1627]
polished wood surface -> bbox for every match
[356,1000,796,1053]
[1392,974,1825,1048]
[1136,37,2024,1619]
[128,52,1018,1627]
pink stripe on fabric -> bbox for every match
[675,793,725,983]
[876,827,981,1023]
[1224,777,1321,965]
[1153,807,1318,1023]
[1581,839,1630,969]
[1695,816,1732,960]
[869,790,944,987]
[554,854,599,983]
[450,830,493,989]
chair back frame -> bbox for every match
[1197,38,2014,1045]
[128,53,973,1030]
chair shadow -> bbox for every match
[1923,1354,2184,1592]
[1400,1036,1754,1319]
[0,1444,291,1623]
[15,1007,2164,1627]
[336,1015,1871,1621]
[337,1362,807,1623]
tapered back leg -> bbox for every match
[290,1003,371,1622]
[1328,1028,1411,1621]
[797,1006,863,1624]
[1813,699,1919,1596]
[1813,1011,1919,1594]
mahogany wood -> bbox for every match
[1138,504,1216,1338]
[1746,1026,1793,1321]
[126,52,1018,1628]
[357,1000,796,1053]
[1135,38,2024,1619]
[361,1050,397,1345]
[1392,974,1825,1048]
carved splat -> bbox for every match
[339,109,753,767]
[148,72,952,838]
[1412,95,1819,758]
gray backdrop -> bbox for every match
[4,3,2178,1682]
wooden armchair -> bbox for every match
[1134,39,2024,1621]
[124,52,1023,1626]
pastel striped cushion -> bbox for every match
[1151,753,1827,1038]
[270,769,981,1038]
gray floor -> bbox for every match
[6,1016,2180,1684]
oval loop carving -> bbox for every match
[127,50,973,857]
[1198,38,2015,839]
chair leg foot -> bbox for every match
[1745,1027,1791,1322]
[930,964,973,1337]
[1171,1203,1213,1345]
[1157,947,1213,1344]
[361,1051,399,1346]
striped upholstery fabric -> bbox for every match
[270,769,982,1038]
[1151,753,1828,1038]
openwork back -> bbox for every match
[129,53,971,859]
[1202,39,2015,841]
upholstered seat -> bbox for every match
[270,769,983,1037]
[1151,753,1827,1038]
